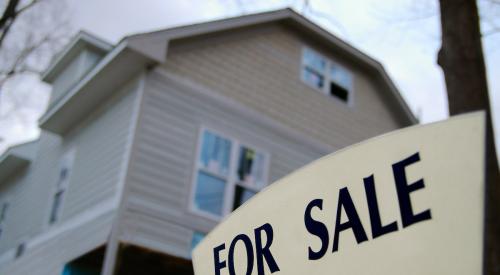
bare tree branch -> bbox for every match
[0,15,14,47]
[16,0,40,15]
[300,0,348,36]
[0,0,20,29]
[0,0,40,49]
[0,0,72,128]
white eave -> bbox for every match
[0,141,38,183]
[42,31,113,83]
[39,41,157,135]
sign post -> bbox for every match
[193,112,485,275]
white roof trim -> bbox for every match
[40,41,128,125]
[0,140,38,183]
[42,31,113,82]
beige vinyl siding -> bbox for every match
[116,70,329,259]
[162,23,405,149]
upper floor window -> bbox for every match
[301,47,353,104]
[0,201,9,239]
[191,129,269,219]
[49,148,75,225]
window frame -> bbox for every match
[47,147,76,226]
[300,47,354,106]
[188,127,270,221]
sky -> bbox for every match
[0,0,499,154]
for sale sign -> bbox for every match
[192,112,485,275]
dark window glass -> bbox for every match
[237,146,265,189]
[232,186,256,210]
[329,81,349,102]
[50,190,64,224]
[0,203,8,221]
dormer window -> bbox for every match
[301,47,353,104]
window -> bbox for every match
[191,129,269,219]
[49,149,75,225]
[301,47,353,103]
[190,231,206,252]
[0,201,9,239]
[61,246,104,275]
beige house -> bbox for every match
[0,8,416,275]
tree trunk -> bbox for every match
[437,0,500,274]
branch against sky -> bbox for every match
[0,0,72,151]
[0,0,41,49]
[0,0,71,87]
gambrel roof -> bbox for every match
[125,8,417,125]
[40,8,416,135]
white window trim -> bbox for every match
[300,47,355,107]
[188,126,270,221]
[46,147,76,227]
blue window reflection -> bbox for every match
[302,68,324,89]
[191,232,205,251]
[303,48,326,73]
[330,64,352,90]
[232,186,256,210]
[194,171,226,216]
[200,131,231,177]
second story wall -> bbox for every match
[57,78,138,221]
[0,76,141,257]
[162,23,409,149]
[115,70,330,259]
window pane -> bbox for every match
[330,82,349,102]
[194,171,226,216]
[200,131,231,177]
[233,186,256,210]
[303,48,326,73]
[0,203,8,222]
[237,146,266,188]
[60,167,69,181]
[330,64,352,91]
[50,190,64,224]
[302,68,324,89]
[191,232,205,251]
[62,263,100,275]
[58,167,70,189]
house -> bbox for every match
[0,8,416,275]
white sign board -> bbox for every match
[193,112,485,275]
